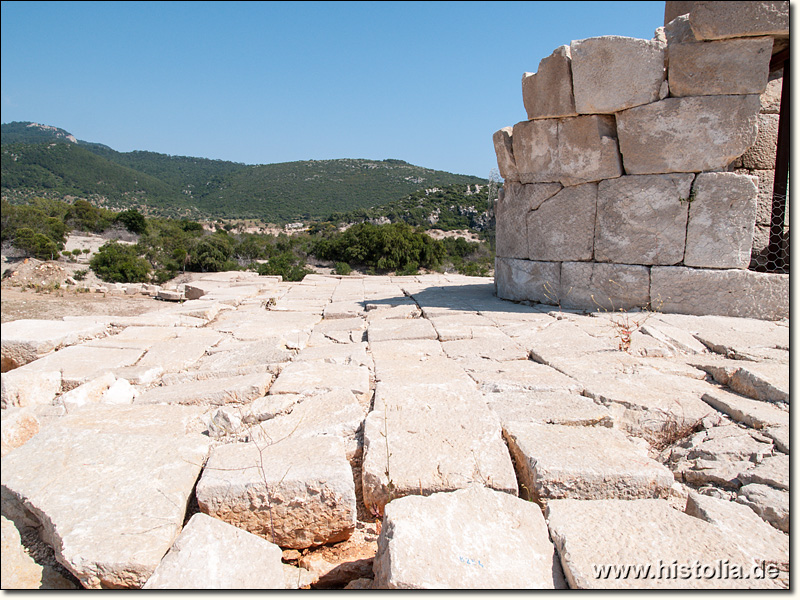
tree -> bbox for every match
[115,209,147,234]
[90,241,151,282]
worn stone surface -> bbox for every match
[1,319,108,372]
[367,318,437,343]
[570,36,665,114]
[492,127,518,182]
[495,182,561,259]
[616,95,760,174]
[668,36,773,97]
[546,498,773,589]
[486,391,613,428]
[560,262,651,312]
[0,407,40,458]
[268,361,370,402]
[511,119,559,184]
[374,485,565,589]
[522,45,576,120]
[1,515,76,589]
[700,387,789,431]
[527,183,597,262]
[595,174,694,266]
[135,372,273,406]
[441,329,528,361]
[459,358,582,394]
[650,266,789,320]
[557,115,623,187]
[684,172,757,269]
[0,410,211,588]
[1,368,61,409]
[196,435,356,549]
[362,387,517,515]
[738,453,789,491]
[736,483,789,533]
[143,513,285,589]
[727,363,788,404]
[685,491,789,567]
[740,113,779,170]
[495,258,561,304]
[689,1,789,40]
[505,422,673,502]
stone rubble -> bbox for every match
[0,268,790,589]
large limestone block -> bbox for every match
[700,388,789,431]
[527,183,597,262]
[373,486,565,589]
[0,368,61,409]
[486,391,613,428]
[495,182,561,259]
[249,389,367,459]
[135,372,273,406]
[441,329,528,361]
[143,513,285,589]
[362,389,518,515]
[190,340,294,372]
[367,318,437,343]
[0,408,40,457]
[13,345,145,391]
[136,328,224,372]
[458,358,583,394]
[570,36,665,114]
[196,435,356,549]
[736,483,789,533]
[494,258,561,304]
[1,515,76,589]
[546,498,774,588]
[511,119,558,184]
[522,45,577,120]
[740,113,779,170]
[727,363,788,404]
[428,313,496,342]
[1,319,108,372]
[557,115,623,187]
[668,37,773,97]
[685,491,789,567]
[268,361,370,402]
[689,1,789,40]
[616,95,760,174]
[1,422,211,588]
[684,172,757,269]
[492,127,518,182]
[739,453,789,491]
[650,267,788,320]
[504,422,673,503]
[595,174,694,266]
[560,262,651,311]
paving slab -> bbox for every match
[143,513,285,589]
[268,361,370,402]
[0,407,40,458]
[196,435,356,549]
[485,391,613,428]
[1,368,61,409]
[135,372,273,406]
[1,405,211,589]
[367,318,438,343]
[1,319,109,372]
[736,483,789,533]
[373,485,565,589]
[546,498,774,589]
[737,453,789,492]
[441,329,528,361]
[361,386,517,515]
[700,387,789,431]
[136,328,225,372]
[458,358,583,394]
[504,422,673,502]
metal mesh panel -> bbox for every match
[750,191,789,274]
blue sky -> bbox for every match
[1,1,665,178]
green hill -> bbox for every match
[1,121,488,223]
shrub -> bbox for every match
[90,241,151,283]
[334,262,352,276]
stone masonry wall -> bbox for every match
[493,1,789,320]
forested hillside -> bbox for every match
[1,122,488,223]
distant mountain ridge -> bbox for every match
[1,121,487,223]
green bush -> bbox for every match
[13,227,61,260]
[253,252,312,282]
[115,209,147,234]
[90,241,151,282]
[334,261,352,275]
[73,269,88,281]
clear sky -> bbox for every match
[1,1,666,178]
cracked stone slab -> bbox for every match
[458,358,582,394]
[1,407,211,588]
[738,454,789,491]
[1,319,109,372]
[485,391,613,428]
[736,483,789,533]
[441,329,528,361]
[504,422,673,502]
[268,361,370,402]
[367,318,438,343]
[700,387,788,431]
[135,372,273,406]
[196,435,356,549]
[546,498,773,589]
[143,513,285,589]
[373,485,566,589]
[362,387,518,515]
[685,491,789,569]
